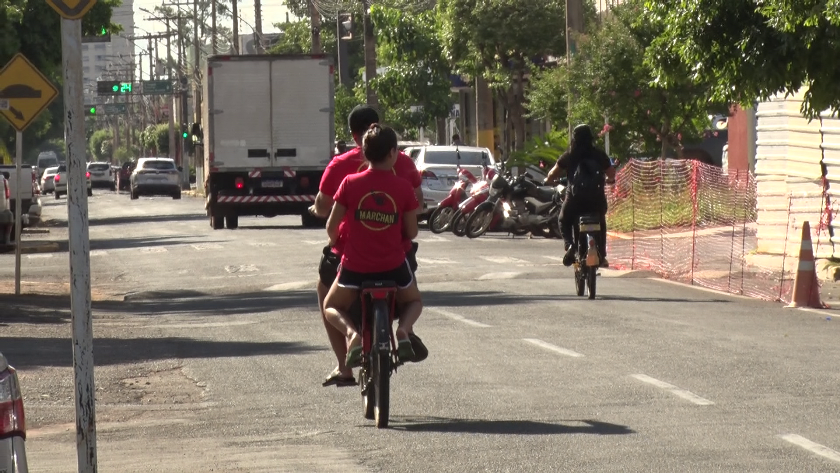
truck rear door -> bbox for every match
[270,57,334,168]
[210,59,273,169]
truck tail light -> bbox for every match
[0,363,26,438]
[235,177,244,189]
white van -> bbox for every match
[36,151,59,178]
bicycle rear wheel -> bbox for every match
[372,299,391,428]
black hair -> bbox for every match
[348,105,380,137]
[569,124,595,160]
[362,124,398,164]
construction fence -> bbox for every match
[604,159,835,304]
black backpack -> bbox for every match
[568,154,603,199]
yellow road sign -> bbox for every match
[46,0,97,20]
[0,54,59,132]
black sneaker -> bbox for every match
[408,332,428,362]
[562,245,576,267]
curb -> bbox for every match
[20,242,60,254]
[22,228,51,235]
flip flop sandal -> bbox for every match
[408,333,428,362]
[345,345,363,368]
[322,369,357,387]
[397,339,416,362]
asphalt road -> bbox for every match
[2,190,840,472]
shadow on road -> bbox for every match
[0,295,69,325]
[0,336,323,368]
[591,294,730,303]
[422,290,570,307]
[100,290,316,316]
[387,416,635,435]
[236,225,317,231]
[45,235,227,252]
[39,212,208,228]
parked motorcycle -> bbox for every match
[451,169,496,237]
[464,172,562,239]
[428,167,480,234]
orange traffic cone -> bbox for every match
[786,221,827,309]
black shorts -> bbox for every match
[318,242,419,287]
[337,260,414,290]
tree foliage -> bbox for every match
[140,123,170,156]
[89,129,112,161]
[646,0,840,118]
[0,0,118,162]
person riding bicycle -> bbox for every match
[323,124,424,369]
[544,124,616,267]
[311,106,427,387]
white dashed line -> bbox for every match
[26,254,53,259]
[247,241,277,247]
[631,374,714,406]
[480,256,529,264]
[191,243,223,251]
[523,339,584,357]
[90,250,108,257]
[477,272,522,280]
[224,264,259,273]
[263,281,315,291]
[427,308,491,328]
[779,434,840,464]
[140,247,168,253]
[303,240,326,245]
[415,257,455,265]
[545,256,565,262]
[417,235,447,243]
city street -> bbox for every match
[2,191,840,472]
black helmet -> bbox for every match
[572,124,594,144]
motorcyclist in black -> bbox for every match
[544,124,616,267]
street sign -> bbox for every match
[0,54,59,132]
[97,80,132,95]
[47,0,97,20]
[101,103,127,115]
[141,80,172,95]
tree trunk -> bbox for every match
[436,117,446,145]
[513,69,527,151]
[659,117,671,159]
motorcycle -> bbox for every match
[464,172,563,239]
[450,169,496,237]
[573,214,602,299]
[427,167,481,234]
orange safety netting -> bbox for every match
[604,159,801,303]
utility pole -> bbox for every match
[211,0,218,54]
[232,0,239,53]
[254,0,263,53]
[309,0,321,54]
[362,0,377,108]
[565,0,585,138]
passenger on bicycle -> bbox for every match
[544,124,616,267]
[311,106,427,387]
[323,124,424,369]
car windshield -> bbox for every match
[40,157,58,168]
[57,165,66,172]
[88,163,110,171]
[142,160,176,170]
[424,150,490,166]
[45,167,59,175]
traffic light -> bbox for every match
[96,81,132,95]
[84,105,97,117]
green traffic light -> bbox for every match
[112,85,118,92]
[89,107,96,114]
[100,27,107,35]
[182,132,188,138]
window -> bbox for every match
[95,66,105,73]
[82,44,89,51]
[83,56,89,62]
[95,55,107,61]
[88,163,110,171]
[141,160,176,170]
[94,44,106,50]
[83,66,90,73]
[423,150,491,166]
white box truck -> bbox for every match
[202,54,335,229]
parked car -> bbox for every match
[0,165,41,227]
[410,145,495,216]
[40,165,59,194]
[54,164,92,199]
[0,173,13,247]
[87,162,116,191]
[0,353,28,473]
[130,157,182,200]
[117,161,135,191]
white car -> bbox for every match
[410,145,495,215]
[54,164,93,199]
[40,166,59,194]
[0,173,13,246]
[130,157,182,200]
[87,162,116,191]
[0,353,28,473]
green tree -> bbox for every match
[364,5,453,140]
[89,129,112,161]
[646,0,840,118]
[438,0,568,154]
[334,85,357,142]
[140,123,170,156]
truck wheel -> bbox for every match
[87,188,93,197]
[210,211,224,230]
[225,214,239,230]
[301,211,324,228]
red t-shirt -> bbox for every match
[333,169,419,273]
[319,147,420,254]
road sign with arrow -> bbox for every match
[46,0,97,20]
[0,53,59,132]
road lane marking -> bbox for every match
[263,281,315,291]
[545,256,565,262]
[631,374,714,406]
[191,243,223,251]
[480,256,528,264]
[417,235,447,242]
[140,247,168,253]
[224,264,259,273]
[780,434,840,464]
[478,272,522,280]
[415,257,455,265]
[26,254,53,259]
[427,307,491,328]
[523,338,584,357]
[90,250,108,257]
[247,241,277,247]
[303,240,326,245]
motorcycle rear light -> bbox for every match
[421,170,437,179]
[0,366,26,438]
[235,177,244,189]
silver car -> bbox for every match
[411,146,495,215]
[39,166,59,194]
[0,353,28,473]
[130,158,182,200]
[87,162,116,191]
